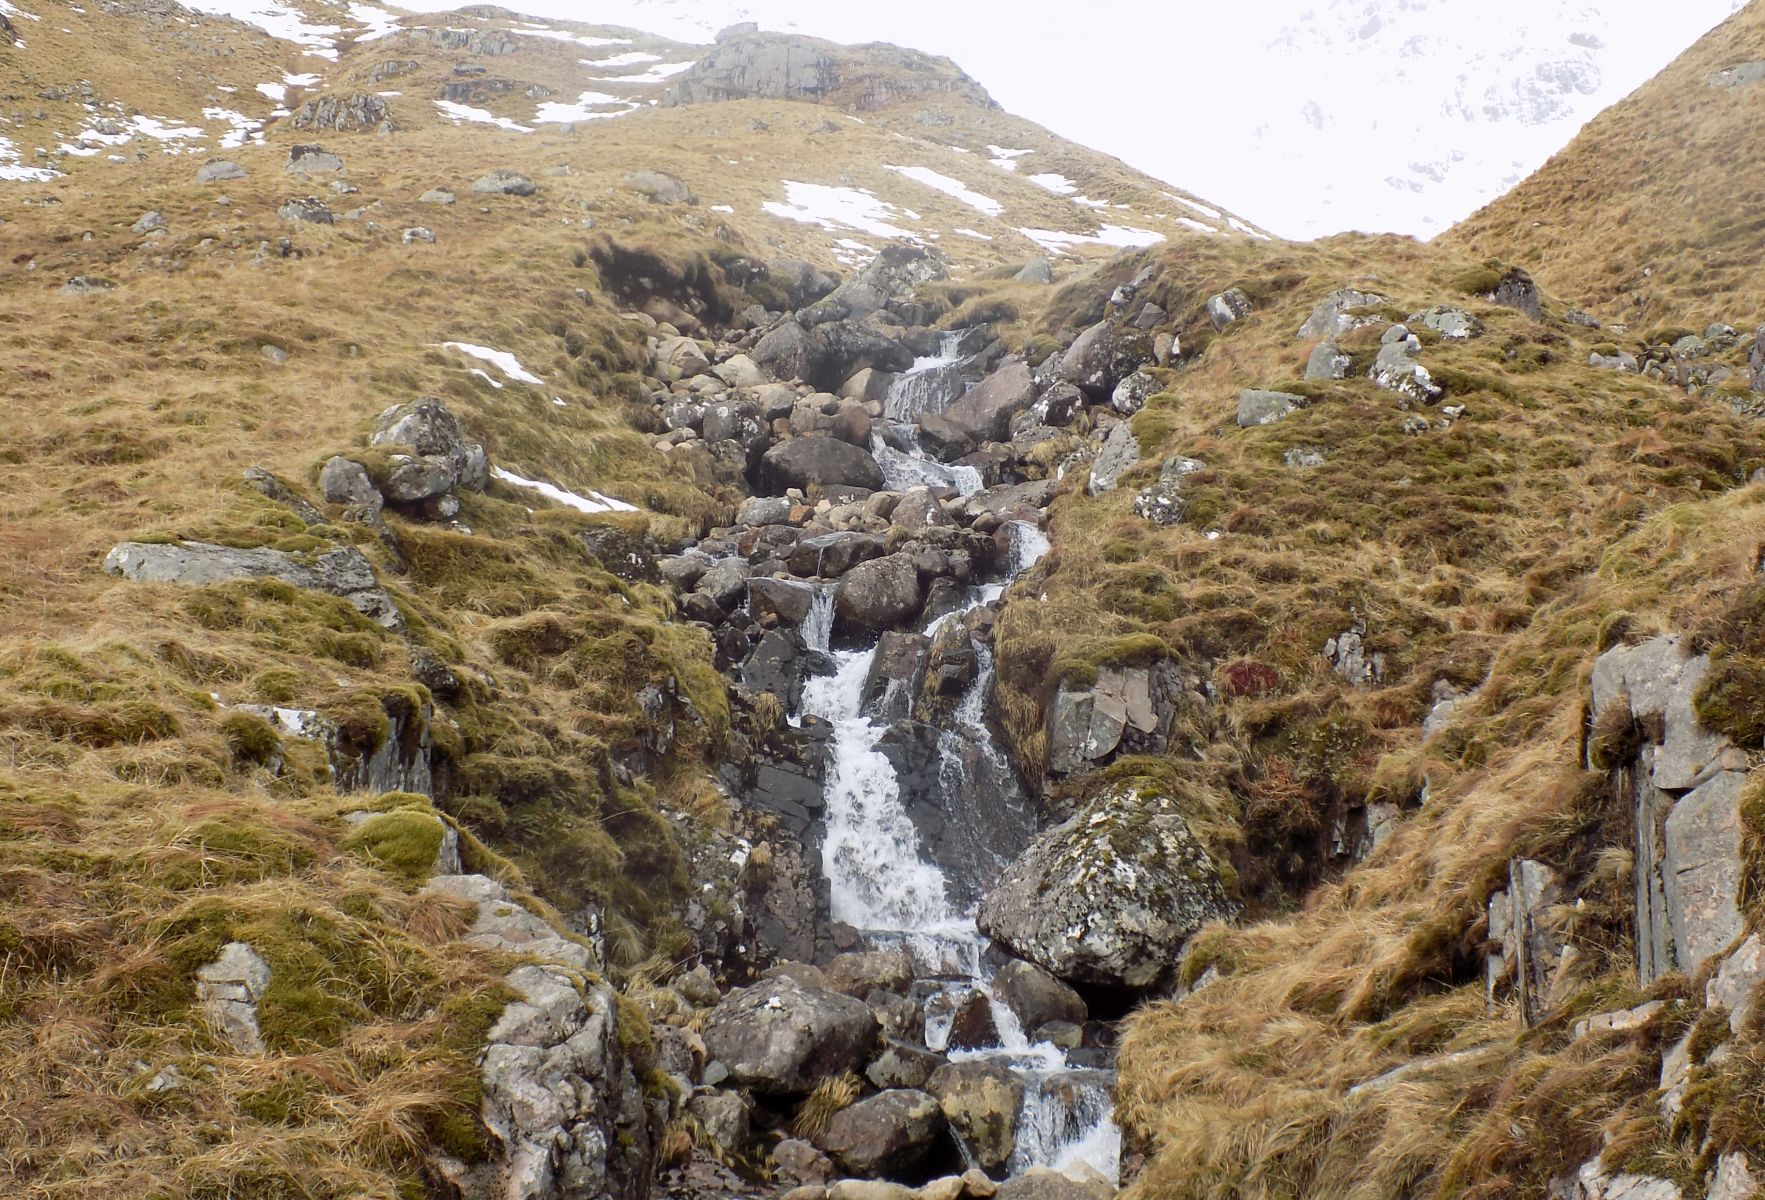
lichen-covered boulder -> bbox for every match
[702,976,878,1094]
[926,1061,1023,1173]
[977,785,1236,988]
[103,541,403,630]
[813,1088,945,1178]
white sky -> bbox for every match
[392,0,1748,240]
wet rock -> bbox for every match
[701,977,878,1094]
[978,784,1236,989]
[995,1168,1113,1200]
[834,553,922,633]
[761,438,886,495]
[993,960,1086,1033]
[103,541,402,630]
[927,1061,1023,1173]
[1297,288,1387,340]
[945,988,1000,1051]
[1206,287,1253,330]
[742,629,813,711]
[807,323,916,391]
[866,1040,946,1091]
[824,950,915,998]
[749,577,817,627]
[196,941,270,1053]
[1237,388,1303,427]
[861,632,929,720]
[472,169,536,196]
[790,532,886,578]
[814,1089,945,1178]
[941,360,1038,443]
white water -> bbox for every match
[873,333,985,497]
[796,520,1118,1184]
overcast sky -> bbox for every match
[398,0,1747,240]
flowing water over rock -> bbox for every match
[874,334,985,495]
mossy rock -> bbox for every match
[341,809,448,886]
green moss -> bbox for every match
[340,809,447,887]
[221,711,281,765]
[252,667,303,704]
[1693,655,1765,746]
[1453,260,1509,296]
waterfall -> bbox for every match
[873,333,986,498]
[799,519,1118,1185]
[801,585,835,654]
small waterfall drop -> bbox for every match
[873,333,986,498]
[798,520,1118,1185]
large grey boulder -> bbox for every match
[197,158,246,182]
[1132,456,1203,526]
[808,322,915,391]
[813,1089,945,1178]
[1057,320,1151,400]
[926,1061,1023,1172]
[1046,663,1172,774]
[278,196,334,224]
[104,541,402,629]
[1412,305,1482,340]
[802,244,946,324]
[1297,288,1387,340]
[752,320,817,383]
[1014,257,1054,284]
[993,959,1086,1034]
[1480,266,1542,320]
[1237,388,1303,427]
[760,437,885,494]
[834,553,922,632]
[768,258,838,308]
[472,169,536,196]
[702,976,878,1094]
[1206,287,1253,330]
[624,169,695,205]
[369,398,489,509]
[196,941,270,1053]
[977,785,1236,988]
[1087,421,1140,496]
[940,359,1037,443]
[1305,340,1352,381]
[996,1169,1114,1200]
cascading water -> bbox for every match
[795,519,1121,1185]
[873,333,985,497]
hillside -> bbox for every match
[1443,1,1765,328]
[4,3,1765,1200]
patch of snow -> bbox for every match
[0,134,58,182]
[514,27,630,48]
[434,100,533,133]
[585,60,695,86]
[1017,224,1165,254]
[1166,192,1222,222]
[953,228,993,241]
[885,164,1003,217]
[710,204,734,213]
[763,181,921,242]
[1027,172,1078,196]
[131,115,205,142]
[533,91,639,122]
[1073,196,1109,209]
[176,0,340,55]
[586,50,661,67]
[987,144,1031,170]
[283,72,321,87]
[203,107,262,149]
[469,368,503,390]
[347,2,398,41]
[0,0,39,21]
[1228,216,1272,240]
[492,466,637,514]
[438,341,543,384]
[1176,217,1218,234]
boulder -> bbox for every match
[1590,351,1639,373]
[835,554,922,633]
[1237,388,1303,427]
[1369,325,1442,403]
[1110,370,1158,416]
[420,187,454,205]
[865,1040,947,1091]
[789,533,886,579]
[1412,305,1482,340]
[103,541,402,630]
[769,259,839,308]
[625,169,695,205]
[1015,257,1055,284]
[286,143,342,173]
[861,633,929,721]
[824,950,915,998]
[941,360,1038,443]
[1480,266,1542,320]
[761,438,886,494]
[790,395,872,446]
[472,170,536,196]
[809,322,916,392]
[370,398,489,509]
[995,1169,1113,1200]
[754,320,818,383]
[132,210,166,235]
[927,1061,1023,1173]
[1297,288,1387,340]
[1206,287,1253,330]
[814,1089,945,1178]
[1663,769,1748,982]
[197,158,247,182]
[1086,421,1140,496]
[1057,320,1150,400]
[1132,456,1203,526]
[657,335,712,378]
[977,785,1235,988]
[278,196,333,224]
[1304,340,1352,381]
[701,977,878,1094]
[715,353,769,388]
[688,1091,750,1157]
[804,245,947,324]
[319,456,380,508]
[993,960,1086,1033]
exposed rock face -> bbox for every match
[760,437,886,494]
[1206,287,1253,330]
[809,245,948,323]
[992,960,1086,1034]
[365,398,490,517]
[1045,663,1178,776]
[814,1089,945,1177]
[834,553,922,632]
[662,29,994,113]
[927,1061,1023,1172]
[195,941,270,1053]
[103,541,403,629]
[289,93,391,132]
[701,977,878,1094]
[237,695,434,796]
[1369,324,1442,403]
[1485,859,1565,1024]
[977,785,1236,988]
[1056,320,1151,400]
[1591,636,1742,984]
[1751,325,1765,393]
[1132,456,1202,526]
[422,874,595,970]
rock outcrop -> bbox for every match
[103,541,403,629]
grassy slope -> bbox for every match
[1442,1,1765,330]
